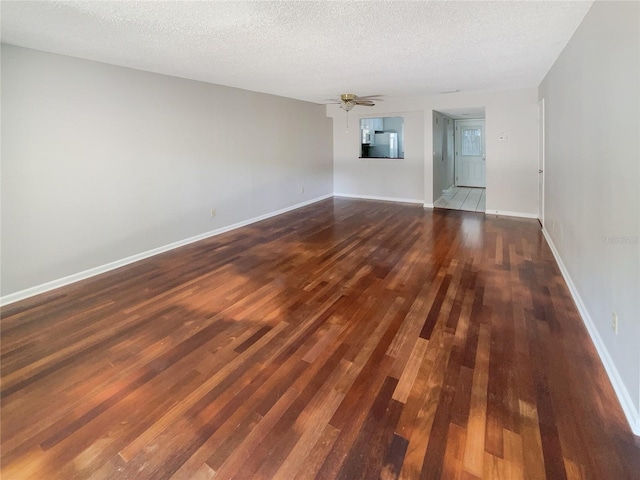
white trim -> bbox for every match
[0,194,333,306]
[423,203,434,209]
[542,228,640,436]
[333,193,424,205]
[485,209,539,219]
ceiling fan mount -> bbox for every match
[329,93,380,111]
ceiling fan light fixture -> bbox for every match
[340,101,355,111]
[331,93,376,113]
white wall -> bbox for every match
[425,89,539,215]
[329,98,425,204]
[1,45,333,298]
[539,1,640,434]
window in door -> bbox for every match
[461,128,482,156]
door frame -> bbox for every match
[538,98,545,226]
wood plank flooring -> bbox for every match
[1,198,638,479]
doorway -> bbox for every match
[432,107,486,213]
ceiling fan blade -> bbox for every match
[355,95,383,100]
[324,93,381,108]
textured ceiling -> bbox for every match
[1,1,593,104]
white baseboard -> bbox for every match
[334,193,424,205]
[423,203,434,209]
[0,194,333,307]
[542,228,640,436]
[485,209,539,219]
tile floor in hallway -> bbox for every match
[434,186,486,212]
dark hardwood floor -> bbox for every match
[1,198,638,479]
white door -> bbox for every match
[455,120,486,187]
[538,99,545,226]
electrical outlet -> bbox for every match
[611,312,618,334]
[211,208,216,217]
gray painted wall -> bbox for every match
[539,1,639,430]
[1,45,333,297]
